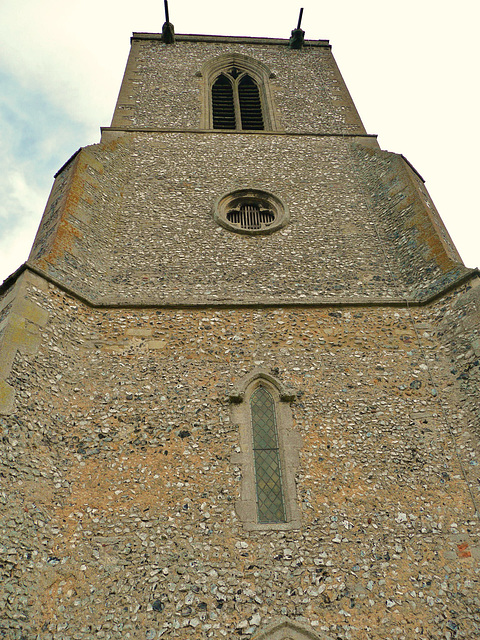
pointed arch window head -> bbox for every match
[200,54,280,131]
[251,617,334,640]
[212,70,264,130]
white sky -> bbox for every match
[0,0,479,283]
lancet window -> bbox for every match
[229,370,302,531]
[251,385,286,523]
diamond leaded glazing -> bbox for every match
[251,386,286,523]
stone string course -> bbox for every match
[0,277,479,640]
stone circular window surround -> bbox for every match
[212,189,289,236]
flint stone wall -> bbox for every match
[28,134,466,306]
[0,276,479,640]
[111,37,365,135]
[2,31,479,640]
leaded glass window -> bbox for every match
[250,386,286,523]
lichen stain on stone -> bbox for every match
[37,187,83,269]
[407,207,457,272]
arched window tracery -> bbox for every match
[211,70,264,130]
[199,54,280,131]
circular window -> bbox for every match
[212,189,289,235]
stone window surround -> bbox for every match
[198,52,281,131]
[229,369,302,531]
[212,188,289,236]
[252,617,334,640]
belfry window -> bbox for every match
[238,76,264,129]
[251,386,286,523]
[226,201,275,231]
[212,75,236,129]
[200,53,279,131]
[212,70,264,130]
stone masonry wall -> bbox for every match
[111,38,365,135]
[429,277,480,437]
[28,143,129,302]
[0,279,479,640]
[4,29,478,640]
[354,145,466,299]
[27,134,467,306]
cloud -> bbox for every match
[0,167,44,280]
[0,1,131,131]
[0,68,90,281]
[0,0,129,281]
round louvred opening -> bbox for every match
[212,189,289,236]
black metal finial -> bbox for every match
[289,7,305,49]
[297,8,304,30]
[162,0,175,44]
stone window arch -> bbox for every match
[199,54,280,131]
[251,617,334,640]
[229,369,302,531]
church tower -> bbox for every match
[1,17,479,640]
